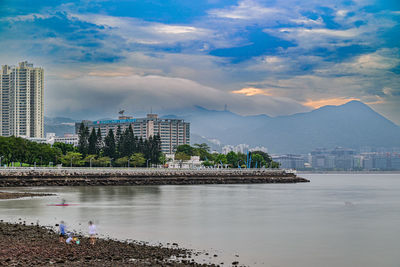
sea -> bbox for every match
[1,173,400,267]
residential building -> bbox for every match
[222,144,250,154]
[308,147,400,170]
[0,62,44,138]
[272,154,306,169]
[75,114,190,154]
[249,146,268,153]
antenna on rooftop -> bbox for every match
[118,109,125,115]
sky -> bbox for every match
[0,0,399,124]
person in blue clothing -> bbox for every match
[59,221,66,243]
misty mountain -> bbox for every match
[46,101,400,154]
[190,133,223,153]
[44,116,76,136]
[165,101,400,154]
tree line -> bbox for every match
[0,136,72,166]
[0,126,278,169]
[76,123,162,167]
[174,144,280,168]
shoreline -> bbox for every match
[0,221,217,266]
[0,191,54,199]
[0,168,309,187]
[298,170,400,174]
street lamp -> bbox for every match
[39,156,42,167]
[146,159,150,168]
[0,156,3,168]
[128,158,130,168]
[90,157,93,168]
[71,156,74,168]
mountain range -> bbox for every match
[44,101,400,154]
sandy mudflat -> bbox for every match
[0,221,219,266]
[0,191,54,199]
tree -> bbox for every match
[130,153,145,167]
[61,152,84,167]
[194,143,210,152]
[53,142,75,155]
[175,152,191,161]
[269,161,280,168]
[115,156,129,167]
[96,128,103,155]
[115,125,122,157]
[193,143,211,160]
[159,153,167,166]
[251,151,272,166]
[251,154,265,168]
[214,153,227,166]
[78,123,89,156]
[88,128,98,155]
[119,125,135,157]
[202,160,213,167]
[84,154,97,167]
[226,151,238,167]
[103,129,116,159]
[96,156,111,167]
[147,134,161,164]
[176,144,195,156]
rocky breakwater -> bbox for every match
[0,221,215,266]
[0,168,309,187]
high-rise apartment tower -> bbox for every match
[0,62,44,138]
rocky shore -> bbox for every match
[0,168,309,187]
[0,221,217,266]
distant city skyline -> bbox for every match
[0,0,399,124]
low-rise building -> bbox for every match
[25,133,79,146]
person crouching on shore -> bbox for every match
[88,221,97,245]
[59,221,66,243]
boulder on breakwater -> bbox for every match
[0,168,309,187]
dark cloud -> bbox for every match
[0,0,399,124]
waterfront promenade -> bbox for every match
[0,168,309,187]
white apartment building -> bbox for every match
[0,62,44,138]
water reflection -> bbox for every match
[77,186,161,202]
[2,175,400,267]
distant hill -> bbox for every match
[46,101,400,154]
[44,117,76,136]
[166,101,400,154]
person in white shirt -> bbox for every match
[88,221,97,245]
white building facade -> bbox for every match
[0,62,44,138]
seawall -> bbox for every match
[0,168,309,187]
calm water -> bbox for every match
[1,174,400,266]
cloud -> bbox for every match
[231,87,273,96]
[303,97,361,109]
[208,0,282,20]
[0,0,399,124]
[0,13,51,22]
[46,72,309,119]
[277,27,361,38]
[69,13,214,45]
